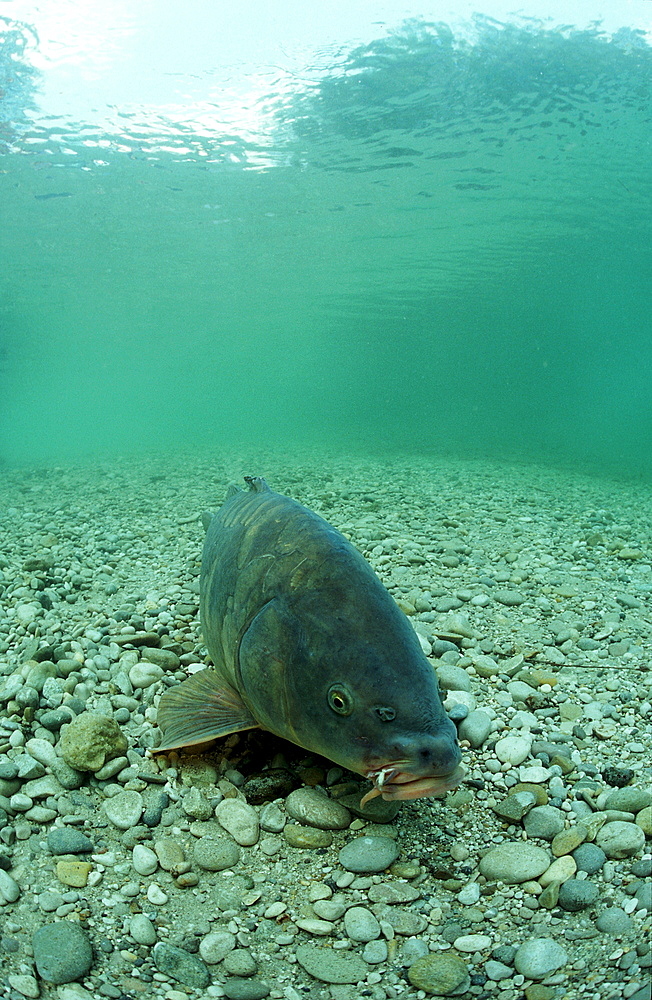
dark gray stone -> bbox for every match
[557,879,600,912]
[47,828,93,855]
[572,843,607,875]
[153,942,210,988]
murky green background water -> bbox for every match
[1,4,651,477]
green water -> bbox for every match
[1,12,651,477]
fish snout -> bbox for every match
[394,731,462,777]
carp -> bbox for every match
[156,476,463,804]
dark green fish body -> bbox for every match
[157,477,463,802]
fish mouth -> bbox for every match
[360,762,465,808]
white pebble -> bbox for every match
[132,844,159,876]
[147,883,168,905]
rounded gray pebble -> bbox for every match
[523,805,565,841]
[222,980,270,1000]
[595,821,645,859]
[457,709,492,748]
[285,787,351,830]
[595,907,634,935]
[153,942,210,988]
[572,843,606,874]
[194,835,241,871]
[103,790,144,830]
[130,913,157,945]
[338,836,399,873]
[479,842,550,883]
[363,939,388,964]
[513,938,568,979]
[485,959,513,981]
[296,943,368,984]
[400,938,430,967]
[343,905,381,942]
[557,879,600,911]
[32,921,93,984]
[200,930,237,964]
[604,787,651,813]
[223,949,257,976]
[47,828,93,855]
[494,589,526,606]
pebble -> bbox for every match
[557,878,600,911]
[152,942,210,988]
[343,905,381,941]
[223,949,257,976]
[539,855,577,886]
[284,825,333,849]
[296,943,368,984]
[200,930,237,963]
[259,801,286,832]
[47,828,93,855]
[457,882,481,905]
[0,869,21,903]
[59,712,127,771]
[523,805,565,841]
[408,953,471,995]
[216,797,261,845]
[363,939,388,964]
[313,897,348,921]
[7,975,40,999]
[595,907,634,934]
[519,765,551,784]
[56,860,92,887]
[514,938,568,979]
[479,842,550,883]
[495,589,526,605]
[551,825,587,857]
[194,835,241,871]
[457,709,492,748]
[636,805,652,836]
[154,837,186,872]
[147,884,168,905]
[130,913,157,945]
[495,735,532,765]
[454,933,492,952]
[222,980,270,1000]
[285,787,352,830]
[103,790,144,829]
[604,787,651,813]
[32,921,93,984]
[595,821,646,858]
[367,881,420,904]
[132,843,159,875]
[128,660,164,688]
[485,959,513,981]
[140,646,181,669]
[493,790,536,822]
[572,843,607,874]
[338,836,399,873]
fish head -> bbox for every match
[299,643,464,805]
[238,599,463,803]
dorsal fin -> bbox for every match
[243,476,271,493]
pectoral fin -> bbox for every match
[155,670,259,752]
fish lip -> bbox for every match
[362,761,465,805]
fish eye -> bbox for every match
[374,705,396,722]
[327,684,354,716]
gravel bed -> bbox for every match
[0,450,651,1000]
